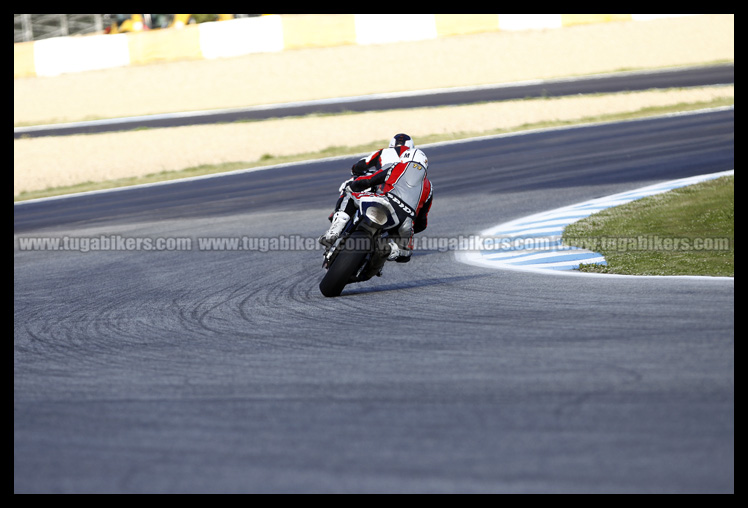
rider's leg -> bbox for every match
[319,211,350,247]
[319,197,358,247]
[386,217,413,262]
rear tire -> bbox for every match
[319,231,371,297]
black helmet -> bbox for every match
[389,133,414,149]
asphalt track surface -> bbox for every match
[14,106,734,491]
[13,63,734,138]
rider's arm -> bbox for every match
[351,149,383,176]
[349,169,387,193]
[351,159,368,176]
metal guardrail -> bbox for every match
[13,14,259,43]
[14,14,106,42]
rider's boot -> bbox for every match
[386,239,412,263]
[318,211,350,247]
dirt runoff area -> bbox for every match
[14,14,734,197]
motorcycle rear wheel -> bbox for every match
[319,231,371,297]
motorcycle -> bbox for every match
[319,193,410,297]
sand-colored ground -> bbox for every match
[13,14,734,196]
[13,86,735,195]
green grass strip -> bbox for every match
[562,175,734,276]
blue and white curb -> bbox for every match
[456,169,733,273]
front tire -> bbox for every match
[319,231,371,297]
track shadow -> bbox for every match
[339,273,490,296]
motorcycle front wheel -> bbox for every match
[319,231,371,297]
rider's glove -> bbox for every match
[339,178,354,194]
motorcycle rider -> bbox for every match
[322,147,433,263]
[351,132,415,177]
[319,133,416,248]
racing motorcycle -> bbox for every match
[319,194,409,297]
